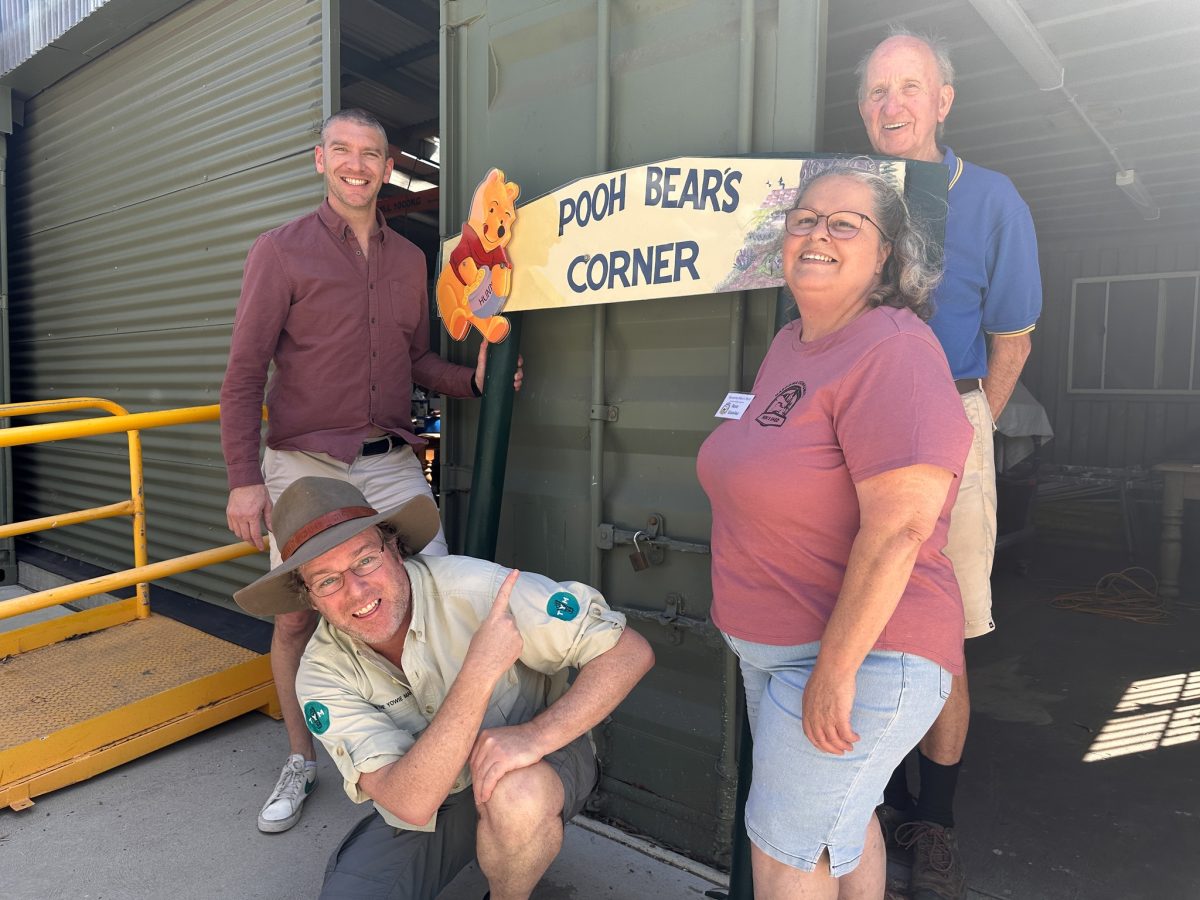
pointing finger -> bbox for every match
[486,570,520,620]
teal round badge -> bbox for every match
[546,591,580,621]
[304,701,331,735]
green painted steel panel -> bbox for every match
[443,0,826,865]
[7,0,328,605]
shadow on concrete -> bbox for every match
[947,543,1200,900]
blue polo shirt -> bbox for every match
[931,146,1042,380]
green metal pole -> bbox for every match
[726,682,756,899]
[463,314,522,560]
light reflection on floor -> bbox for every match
[1084,670,1200,761]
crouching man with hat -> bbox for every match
[235,476,655,900]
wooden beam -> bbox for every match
[378,187,439,219]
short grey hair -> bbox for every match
[855,25,955,101]
[318,108,389,147]
[795,162,942,321]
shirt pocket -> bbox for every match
[389,278,422,331]
[381,690,423,731]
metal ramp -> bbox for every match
[0,399,276,811]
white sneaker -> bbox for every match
[257,754,317,833]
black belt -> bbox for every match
[955,378,981,395]
[361,435,401,457]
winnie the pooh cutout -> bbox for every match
[436,168,520,343]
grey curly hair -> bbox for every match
[795,163,942,321]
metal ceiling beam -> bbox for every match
[967,0,1160,220]
[370,0,439,34]
[394,117,440,144]
[340,46,436,104]
[341,39,438,92]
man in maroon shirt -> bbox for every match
[220,108,522,833]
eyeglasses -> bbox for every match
[785,208,890,241]
[303,539,387,598]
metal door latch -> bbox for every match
[597,513,710,565]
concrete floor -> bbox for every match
[942,544,1200,900]
[0,709,724,900]
[3,545,1198,900]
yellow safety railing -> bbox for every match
[0,398,262,624]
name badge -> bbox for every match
[715,392,754,420]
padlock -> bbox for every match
[629,531,650,572]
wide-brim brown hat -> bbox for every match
[234,476,441,617]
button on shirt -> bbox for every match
[220,201,476,490]
[295,556,627,831]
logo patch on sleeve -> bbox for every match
[546,591,580,621]
[304,701,331,735]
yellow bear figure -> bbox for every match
[436,168,520,343]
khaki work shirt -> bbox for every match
[295,556,626,831]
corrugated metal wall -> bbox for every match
[0,0,108,74]
[1028,226,1200,468]
[442,0,825,865]
[8,0,328,605]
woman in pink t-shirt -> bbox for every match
[697,165,972,898]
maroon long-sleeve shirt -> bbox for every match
[220,201,475,490]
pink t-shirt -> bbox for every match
[697,305,972,674]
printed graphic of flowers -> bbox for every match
[716,181,798,292]
[716,159,903,293]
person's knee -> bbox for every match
[477,764,563,841]
[273,608,319,645]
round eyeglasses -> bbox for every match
[785,208,890,241]
[304,539,387,597]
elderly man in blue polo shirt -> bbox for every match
[856,28,1042,900]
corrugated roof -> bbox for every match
[0,0,108,74]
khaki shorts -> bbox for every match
[319,733,597,900]
[944,389,998,639]
[262,445,448,568]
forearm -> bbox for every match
[413,354,477,398]
[219,369,269,488]
[982,331,1031,420]
[817,465,955,678]
[219,403,268,488]
[361,664,502,824]
[816,526,926,677]
[520,629,654,757]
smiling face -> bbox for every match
[300,527,412,652]
[858,36,954,163]
[782,175,892,322]
[470,169,520,252]
[314,119,395,220]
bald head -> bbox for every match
[857,32,956,164]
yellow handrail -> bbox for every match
[1,542,260,619]
[0,403,228,447]
[0,500,135,539]
[0,398,264,622]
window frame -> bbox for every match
[1068,271,1200,395]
